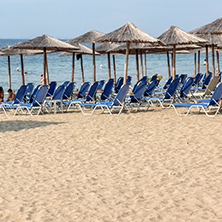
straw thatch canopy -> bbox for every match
[67,30,104,44]
[95,22,165,45]
[189,17,222,35]
[95,42,119,54]
[13,34,78,51]
[0,43,43,56]
[158,26,207,46]
[57,43,99,56]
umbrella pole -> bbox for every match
[45,54,49,84]
[135,49,139,81]
[20,54,25,85]
[212,44,215,76]
[198,50,200,74]
[144,53,147,76]
[172,45,176,79]
[107,52,111,79]
[8,56,11,89]
[171,53,173,77]
[194,53,197,76]
[124,42,130,84]
[80,55,84,83]
[112,55,116,84]
[92,43,96,82]
[216,50,220,74]
[206,45,209,76]
[71,52,75,82]
[43,47,47,85]
[167,51,171,78]
[140,50,143,78]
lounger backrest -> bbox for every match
[32,85,49,107]
[202,72,212,89]
[180,74,187,84]
[63,82,75,99]
[13,85,28,104]
[97,80,105,90]
[85,81,99,102]
[101,79,114,100]
[150,75,157,82]
[164,77,180,99]
[163,76,172,89]
[130,82,147,102]
[113,84,129,106]
[47,81,57,97]
[205,76,220,95]
[53,85,66,100]
[126,76,132,85]
[26,83,34,97]
[132,76,148,93]
[180,77,194,98]
[62,81,70,87]
[144,80,157,96]
[209,83,222,105]
[29,85,41,103]
[193,73,201,86]
[114,77,123,93]
[77,82,90,99]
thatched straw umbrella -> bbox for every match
[66,30,104,82]
[158,26,207,79]
[189,18,222,76]
[95,22,165,84]
[13,34,78,85]
[58,43,99,83]
[95,42,119,83]
[0,44,42,88]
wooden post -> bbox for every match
[172,45,176,79]
[135,49,139,81]
[216,50,220,74]
[194,53,197,76]
[212,44,215,76]
[112,55,116,84]
[206,45,209,76]
[43,47,47,85]
[45,54,49,84]
[8,56,11,89]
[71,52,75,82]
[92,43,96,82]
[197,50,200,74]
[140,50,143,78]
[167,51,171,78]
[20,54,25,85]
[144,53,147,76]
[107,52,111,79]
[80,55,84,83]
[123,42,130,84]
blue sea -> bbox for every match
[0,39,218,91]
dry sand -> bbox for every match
[0,107,222,221]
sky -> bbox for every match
[0,0,221,39]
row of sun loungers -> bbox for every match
[1,72,222,117]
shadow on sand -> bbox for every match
[0,120,65,133]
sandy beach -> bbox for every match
[0,107,222,221]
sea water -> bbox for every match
[0,39,218,91]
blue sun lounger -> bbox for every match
[64,81,99,111]
[79,84,129,115]
[10,85,49,116]
[126,82,147,111]
[171,82,222,117]
[46,81,57,98]
[144,78,180,107]
[44,85,66,114]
